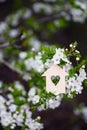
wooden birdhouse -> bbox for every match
[42,64,68,95]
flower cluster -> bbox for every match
[0,81,43,130]
[0,41,87,130]
[13,42,87,107]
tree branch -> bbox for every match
[0,59,29,91]
[0,42,10,49]
[0,59,22,75]
[38,12,66,23]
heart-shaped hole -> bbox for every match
[51,75,60,85]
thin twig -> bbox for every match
[0,42,10,49]
[0,59,30,91]
[0,59,23,75]
[38,13,66,23]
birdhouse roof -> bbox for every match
[42,64,68,77]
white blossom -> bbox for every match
[23,9,32,19]
[16,113,24,126]
[25,58,35,70]
[32,95,40,104]
[28,87,36,97]
[14,81,24,91]
[47,98,61,109]
[52,48,69,64]
[74,106,87,123]
[0,111,14,127]
[45,59,54,68]
[0,95,6,104]
[9,29,19,38]
[19,52,27,59]
[33,3,52,14]
[76,57,80,61]
[30,38,41,51]
[70,8,86,23]
[66,68,86,95]
[28,87,40,105]
[65,63,72,72]
[0,22,7,34]
[9,104,17,112]
[25,55,44,73]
